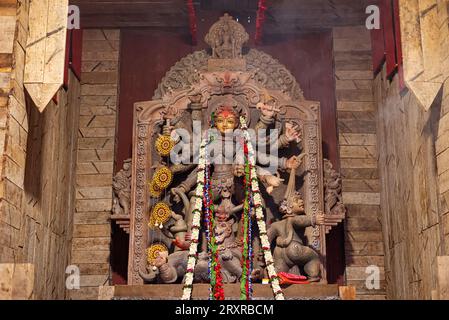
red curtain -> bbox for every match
[371,0,403,85]
[64,29,83,89]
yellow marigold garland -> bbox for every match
[149,202,171,229]
[152,166,173,190]
[155,135,175,157]
[148,181,162,198]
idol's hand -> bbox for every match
[285,122,301,143]
[315,213,325,226]
[286,153,306,170]
[257,102,280,119]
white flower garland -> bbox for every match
[181,121,285,300]
[240,116,285,300]
[181,137,207,300]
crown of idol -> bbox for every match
[215,105,239,119]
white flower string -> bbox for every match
[181,136,207,300]
[181,119,285,300]
[240,116,285,300]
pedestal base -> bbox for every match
[108,283,344,300]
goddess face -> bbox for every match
[214,106,238,134]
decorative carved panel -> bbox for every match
[128,14,344,287]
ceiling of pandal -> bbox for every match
[71,0,367,32]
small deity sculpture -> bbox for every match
[268,192,324,282]
[141,251,186,284]
[323,159,346,216]
[214,203,239,249]
[112,159,132,215]
[205,13,248,59]
[214,23,235,59]
[267,160,330,282]
[201,203,244,283]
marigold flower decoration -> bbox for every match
[148,181,162,198]
[147,243,168,265]
[149,202,171,229]
[152,166,173,190]
[155,135,175,157]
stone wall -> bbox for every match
[375,58,449,300]
[0,0,25,270]
[435,0,449,272]
[333,26,386,300]
[0,0,81,299]
[374,2,449,300]
[69,29,120,300]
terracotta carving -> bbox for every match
[324,159,345,216]
[323,159,346,234]
[112,158,132,216]
[268,165,327,282]
[128,14,346,286]
[205,13,249,59]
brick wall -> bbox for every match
[333,26,386,300]
[0,0,81,299]
[69,29,120,300]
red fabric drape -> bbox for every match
[371,0,403,81]
[64,29,83,89]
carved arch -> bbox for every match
[153,49,305,102]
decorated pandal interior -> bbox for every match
[115,14,347,300]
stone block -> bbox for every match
[76,199,112,212]
[74,212,111,225]
[339,145,377,159]
[76,187,113,199]
[72,237,110,251]
[72,224,110,238]
[71,250,110,264]
[76,174,113,188]
[77,149,114,162]
[339,133,377,146]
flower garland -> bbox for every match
[155,135,175,157]
[182,119,285,300]
[248,194,254,298]
[240,116,285,300]
[240,137,253,300]
[181,131,225,300]
[203,140,213,299]
[181,137,207,300]
[204,133,224,300]
[148,202,171,229]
